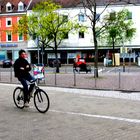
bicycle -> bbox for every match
[13,79,50,113]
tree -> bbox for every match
[80,0,134,77]
[14,0,84,73]
[100,9,136,66]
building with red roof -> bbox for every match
[0,0,140,65]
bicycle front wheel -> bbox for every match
[34,89,50,113]
[13,87,24,109]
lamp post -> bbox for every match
[39,24,44,65]
[37,37,40,64]
[41,45,44,64]
[122,39,125,72]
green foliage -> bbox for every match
[99,9,136,46]
[15,0,84,49]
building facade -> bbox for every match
[0,0,31,63]
[28,1,140,64]
[0,0,140,65]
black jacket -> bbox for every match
[14,57,31,78]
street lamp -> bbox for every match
[36,36,40,64]
[122,38,125,72]
[39,24,44,65]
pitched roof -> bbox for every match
[0,0,31,13]
[0,0,140,14]
[28,0,140,9]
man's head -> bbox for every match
[19,49,27,59]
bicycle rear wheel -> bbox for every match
[13,87,24,109]
[34,89,50,113]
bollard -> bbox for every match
[94,68,97,88]
[118,68,121,89]
[43,67,46,84]
[65,63,67,73]
[10,67,12,83]
[73,69,76,86]
[55,70,57,86]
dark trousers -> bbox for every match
[18,74,35,103]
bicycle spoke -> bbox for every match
[34,89,50,113]
[13,87,24,109]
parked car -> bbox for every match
[48,59,61,67]
[2,59,12,68]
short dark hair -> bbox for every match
[19,49,26,56]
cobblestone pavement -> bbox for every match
[1,83,140,140]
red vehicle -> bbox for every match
[75,58,86,66]
[73,58,91,73]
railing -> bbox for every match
[0,65,140,91]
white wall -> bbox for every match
[27,4,140,48]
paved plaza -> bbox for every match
[1,83,140,140]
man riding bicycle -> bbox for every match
[14,49,35,107]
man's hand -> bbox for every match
[26,65,29,68]
[20,67,24,70]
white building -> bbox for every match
[27,1,140,64]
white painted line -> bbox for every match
[106,68,116,73]
[98,68,105,73]
[50,109,140,124]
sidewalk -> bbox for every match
[0,66,140,91]
[1,83,140,140]
[1,83,140,101]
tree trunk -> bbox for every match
[94,34,98,78]
[93,3,99,78]
[54,37,59,73]
[112,39,116,66]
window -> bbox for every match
[48,34,53,40]
[110,12,116,20]
[0,5,2,13]
[78,14,85,22]
[96,14,100,21]
[79,31,84,38]
[126,12,132,20]
[6,18,12,27]
[6,2,12,12]
[18,1,24,11]
[63,32,68,39]
[18,33,23,41]
[6,32,12,41]
[63,15,68,22]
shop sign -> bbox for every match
[0,44,18,47]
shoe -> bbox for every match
[30,92,33,98]
[24,102,29,107]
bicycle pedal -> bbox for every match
[17,96,20,101]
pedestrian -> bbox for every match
[14,49,35,107]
